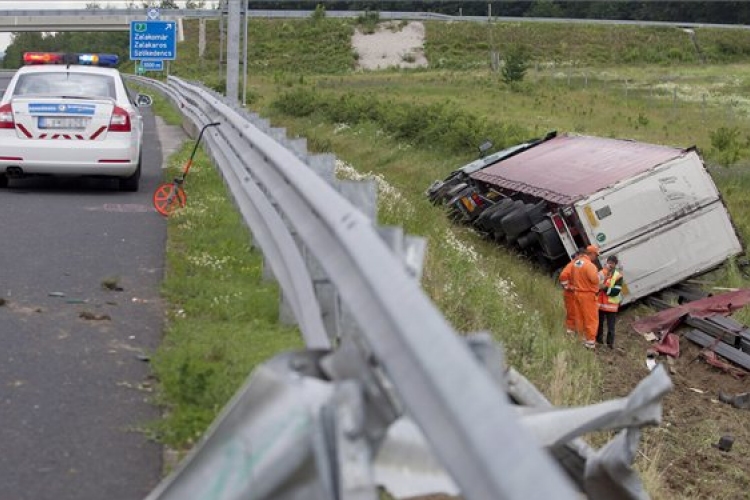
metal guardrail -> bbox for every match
[129,74,672,500]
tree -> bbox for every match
[160,0,179,8]
[311,3,327,21]
[501,45,529,85]
[3,32,45,68]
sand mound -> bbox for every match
[352,21,428,70]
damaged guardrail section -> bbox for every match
[129,74,673,500]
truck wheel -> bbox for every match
[527,201,548,225]
[502,208,533,240]
[487,200,524,233]
[0,174,7,188]
[475,198,512,231]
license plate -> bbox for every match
[38,116,88,129]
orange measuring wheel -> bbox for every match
[151,122,220,218]
[153,182,187,217]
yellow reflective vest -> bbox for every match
[598,269,623,312]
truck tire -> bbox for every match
[533,219,566,260]
[502,207,533,241]
[485,199,521,233]
[527,201,548,225]
[492,201,526,240]
[475,198,513,231]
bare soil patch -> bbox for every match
[598,309,750,499]
[352,21,428,71]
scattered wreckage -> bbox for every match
[427,132,743,305]
[639,287,750,374]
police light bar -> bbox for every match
[23,52,119,67]
[23,52,64,65]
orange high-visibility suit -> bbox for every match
[570,254,601,345]
[558,258,577,332]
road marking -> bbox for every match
[86,204,153,213]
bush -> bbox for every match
[710,126,745,167]
[271,88,531,157]
[356,11,381,35]
[311,4,326,22]
[502,45,529,85]
[271,87,321,117]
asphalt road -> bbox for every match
[0,76,185,500]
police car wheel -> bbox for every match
[119,159,141,192]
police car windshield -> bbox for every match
[14,72,115,99]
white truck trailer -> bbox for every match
[428,133,743,305]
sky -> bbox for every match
[0,1,191,51]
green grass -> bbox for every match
[145,129,302,447]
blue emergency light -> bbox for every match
[76,53,119,67]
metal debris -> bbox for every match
[718,392,750,410]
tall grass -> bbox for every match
[148,138,302,447]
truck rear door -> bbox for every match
[575,151,742,304]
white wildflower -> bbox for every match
[335,159,415,218]
[444,229,479,263]
[186,252,232,271]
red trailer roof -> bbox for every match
[470,135,689,205]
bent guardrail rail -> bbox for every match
[129,74,672,500]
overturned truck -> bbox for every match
[427,132,743,305]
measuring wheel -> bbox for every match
[153,182,187,217]
[151,121,220,218]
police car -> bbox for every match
[0,52,152,191]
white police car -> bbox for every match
[0,52,152,191]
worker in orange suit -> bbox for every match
[570,244,602,349]
[559,249,582,334]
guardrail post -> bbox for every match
[306,256,341,343]
[403,236,428,280]
[332,179,379,342]
[288,138,308,161]
[269,127,287,144]
[308,153,337,184]
[336,180,377,221]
